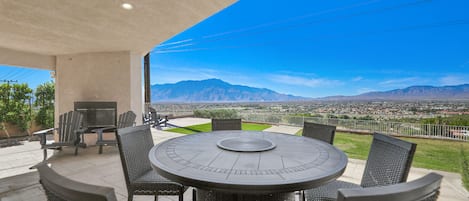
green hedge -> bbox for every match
[193,109,239,119]
[0,83,32,131]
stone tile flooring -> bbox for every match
[1,118,468,201]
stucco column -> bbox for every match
[54,51,143,130]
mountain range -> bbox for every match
[151,79,469,102]
[321,84,469,101]
[151,79,306,102]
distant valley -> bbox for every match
[151,79,469,102]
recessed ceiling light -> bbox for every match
[121,3,133,10]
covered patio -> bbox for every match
[1,1,469,201]
[0,118,468,201]
[0,0,235,127]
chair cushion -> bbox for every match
[304,180,361,201]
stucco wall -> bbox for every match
[55,51,143,138]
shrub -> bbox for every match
[34,82,55,128]
[0,83,33,131]
[193,109,238,119]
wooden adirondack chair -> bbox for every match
[148,107,168,128]
[92,111,136,154]
[33,111,86,161]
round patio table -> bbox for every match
[149,130,348,201]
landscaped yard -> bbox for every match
[299,129,469,190]
[166,122,271,134]
[293,129,469,173]
[332,132,469,173]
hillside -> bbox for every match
[151,79,307,102]
[321,84,469,100]
[152,80,469,102]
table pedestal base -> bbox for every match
[196,189,295,201]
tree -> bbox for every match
[338,115,350,119]
[0,84,9,124]
[0,83,33,131]
[35,82,55,128]
[311,114,323,118]
[421,115,469,126]
[357,115,374,120]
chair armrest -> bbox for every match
[90,126,116,133]
[33,128,56,135]
[33,128,56,146]
[91,126,116,141]
[337,173,443,201]
[75,127,87,135]
[34,162,118,201]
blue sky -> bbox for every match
[1,0,469,98]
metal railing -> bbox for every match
[154,107,469,141]
[240,114,469,141]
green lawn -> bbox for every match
[333,132,372,160]
[332,132,469,173]
[166,122,271,134]
[295,129,469,173]
[403,136,469,173]
[165,123,212,134]
[336,132,469,190]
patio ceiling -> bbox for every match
[0,0,235,69]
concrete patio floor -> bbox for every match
[0,117,468,201]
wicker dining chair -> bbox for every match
[211,119,242,131]
[304,133,417,201]
[35,162,117,201]
[116,125,185,201]
[302,122,336,144]
[337,173,442,201]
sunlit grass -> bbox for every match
[402,136,469,173]
[333,132,469,190]
[461,146,469,190]
[296,130,466,173]
[242,123,271,131]
[333,132,372,160]
[165,123,212,134]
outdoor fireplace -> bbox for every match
[74,101,117,132]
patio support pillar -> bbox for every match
[54,51,143,128]
[144,53,151,113]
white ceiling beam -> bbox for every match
[0,47,56,70]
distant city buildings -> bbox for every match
[153,101,469,120]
